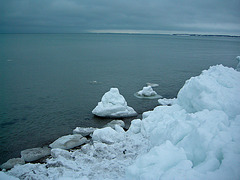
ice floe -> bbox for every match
[92,88,137,118]
[134,86,162,99]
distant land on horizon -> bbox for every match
[0,32,240,37]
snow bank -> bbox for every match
[92,88,137,118]
[127,65,240,180]
[2,64,240,180]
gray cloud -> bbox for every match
[0,0,239,34]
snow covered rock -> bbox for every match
[92,88,137,118]
[135,86,162,99]
[1,158,25,170]
[49,134,87,150]
[104,120,125,129]
[20,147,51,162]
[92,127,124,144]
[236,56,240,71]
[73,127,97,136]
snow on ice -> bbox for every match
[92,88,137,118]
[134,86,162,99]
[1,64,240,180]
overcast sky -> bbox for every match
[0,0,239,35]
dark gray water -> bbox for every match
[0,33,239,164]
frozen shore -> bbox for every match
[1,64,240,180]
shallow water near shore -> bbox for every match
[0,33,239,164]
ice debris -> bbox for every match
[73,127,97,137]
[92,88,137,118]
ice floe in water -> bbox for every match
[92,88,137,118]
[89,80,101,84]
[1,64,240,180]
[134,86,162,99]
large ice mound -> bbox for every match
[92,88,137,118]
[177,64,240,118]
[127,64,240,179]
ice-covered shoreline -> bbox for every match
[1,64,240,180]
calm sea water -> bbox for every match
[0,33,239,164]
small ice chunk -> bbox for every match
[51,148,72,159]
[92,88,137,118]
[92,127,123,144]
[114,124,125,133]
[49,134,87,150]
[104,120,125,129]
[1,158,25,170]
[127,119,142,134]
[137,86,157,97]
[21,147,51,162]
[135,86,162,99]
[142,111,152,119]
[73,127,97,136]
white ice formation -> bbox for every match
[92,88,137,118]
[1,64,240,180]
[135,86,162,99]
